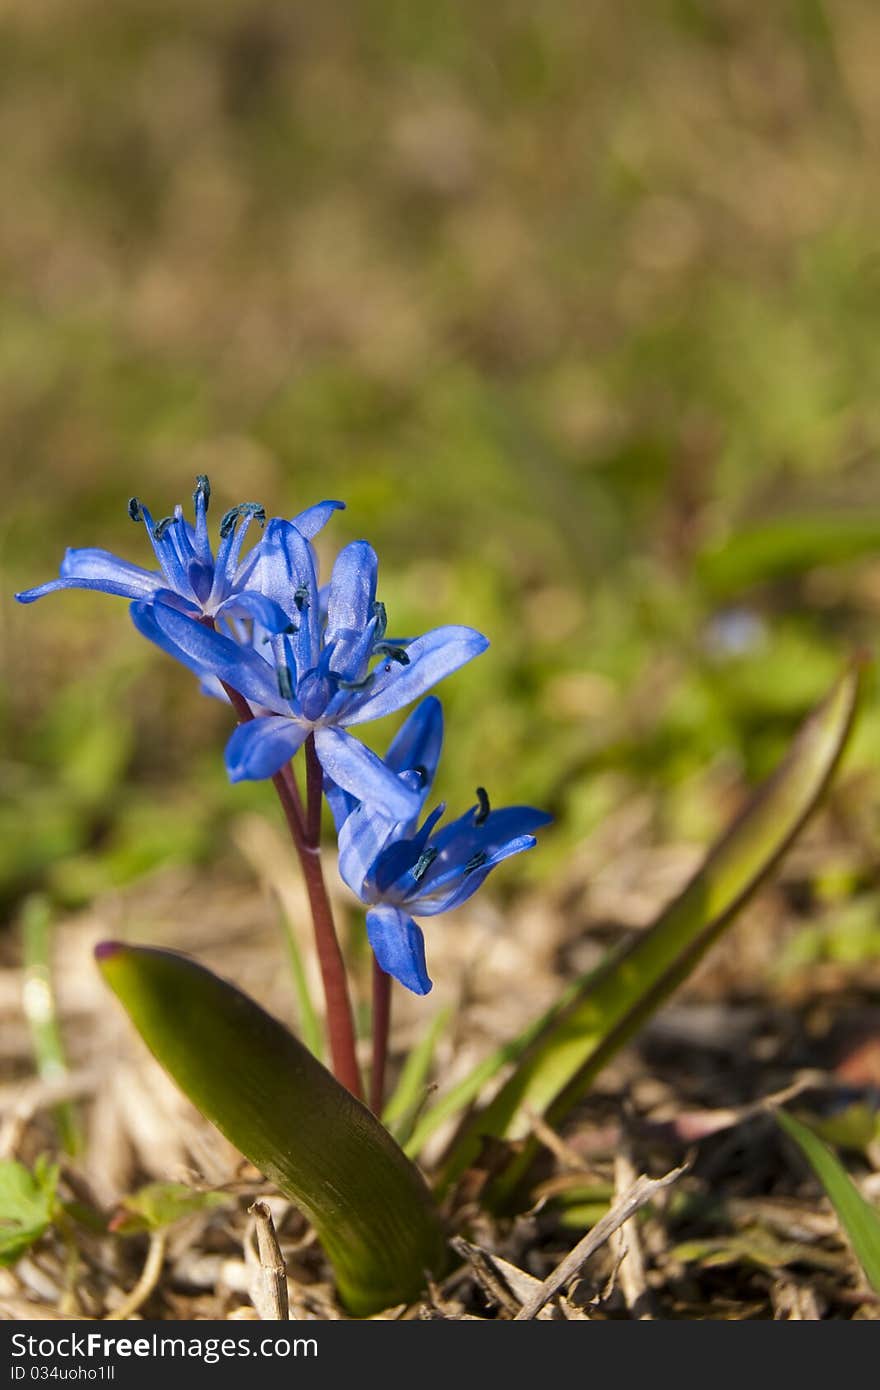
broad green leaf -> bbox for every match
[437,661,862,1199]
[0,1156,59,1266]
[777,1110,880,1293]
[97,943,446,1315]
[110,1181,231,1235]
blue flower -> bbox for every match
[15,476,343,636]
[330,698,551,994]
[130,521,489,820]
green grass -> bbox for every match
[3,0,880,914]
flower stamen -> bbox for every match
[375,643,410,666]
[464,851,488,875]
[412,847,439,883]
[219,502,267,539]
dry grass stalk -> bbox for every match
[609,1143,655,1319]
[514,1165,686,1319]
[246,1201,289,1321]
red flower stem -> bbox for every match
[220,683,363,1100]
[299,733,363,1099]
[370,958,392,1116]
[304,732,324,846]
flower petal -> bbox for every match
[213,589,295,634]
[187,561,214,604]
[209,506,265,605]
[146,602,285,710]
[332,713,444,885]
[135,505,195,597]
[325,541,378,643]
[407,804,551,916]
[323,777,358,834]
[313,727,421,822]
[429,805,552,869]
[152,587,203,616]
[340,626,488,726]
[168,506,197,570]
[366,906,432,996]
[416,834,539,916]
[336,802,400,897]
[130,601,215,681]
[255,519,319,676]
[192,476,213,566]
[385,697,444,784]
[225,716,309,782]
[327,614,378,684]
[368,804,446,897]
[61,547,163,593]
[199,673,230,703]
[290,500,345,540]
[16,548,162,604]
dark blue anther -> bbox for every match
[193,475,211,509]
[152,516,175,540]
[375,643,410,666]
[412,846,438,883]
[277,665,294,701]
[338,671,375,692]
[464,851,488,875]
[293,585,310,612]
[372,600,387,642]
[219,503,267,540]
[474,787,490,825]
[128,497,142,523]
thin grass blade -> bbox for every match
[777,1110,880,1293]
[383,1005,452,1144]
[21,896,80,1155]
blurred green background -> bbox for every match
[3,0,880,947]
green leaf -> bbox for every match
[97,943,446,1315]
[0,1156,59,1266]
[792,1101,880,1157]
[672,1225,845,1275]
[697,516,880,597]
[276,900,324,1062]
[383,1005,452,1144]
[110,1181,231,1235]
[437,661,862,1200]
[404,1000,566,1159]
[21,894,80,1155]
[777,1110,880,1293]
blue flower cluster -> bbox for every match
[17,479,549,993]
[326,698,550,994]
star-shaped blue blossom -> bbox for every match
[130,521,489,820]
[15,475,343,636]
[328,698,551,994]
